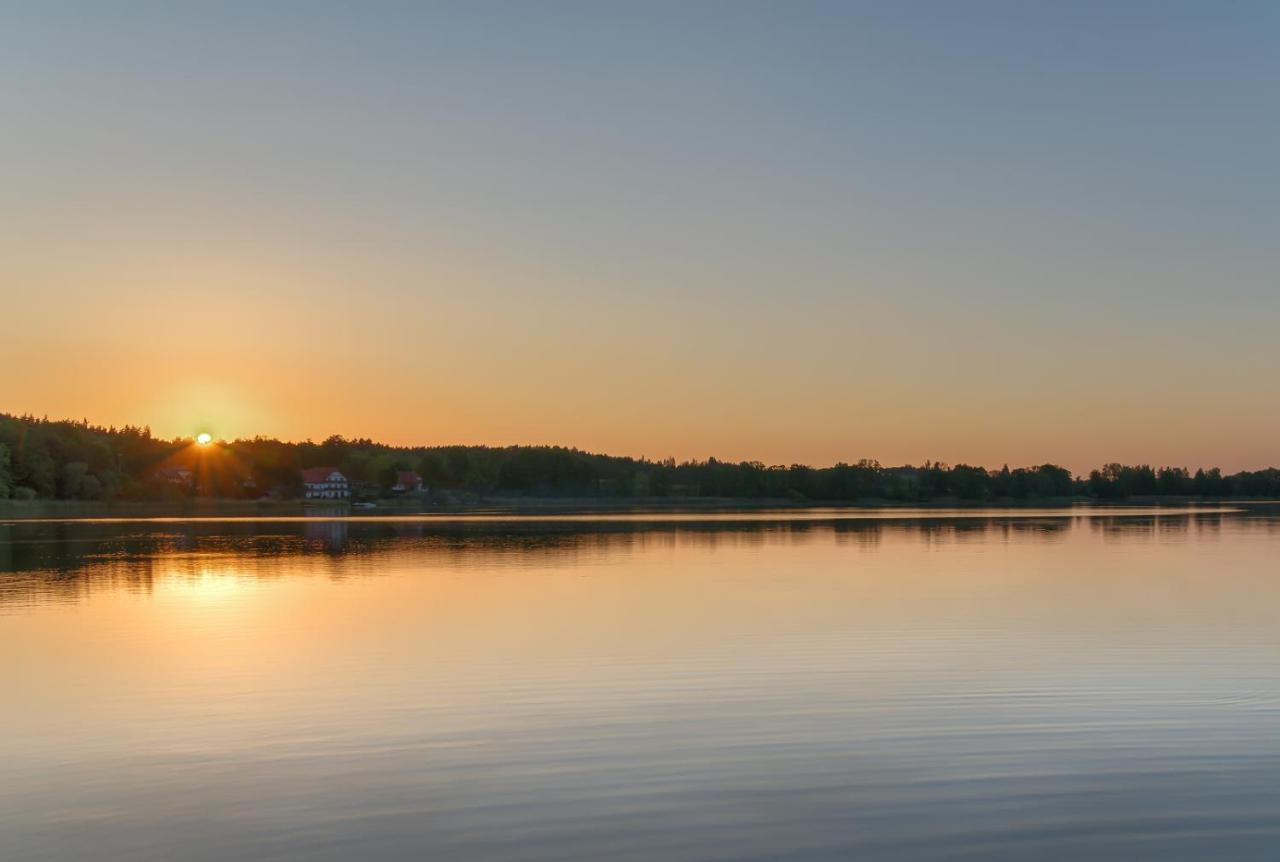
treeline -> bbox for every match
[2,413,1279,503]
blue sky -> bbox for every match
[3,2,1277,469]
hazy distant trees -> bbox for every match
[0,441,11,498]
[988,464,1073,498]
[2,412,1279,503]
[1157,467,1191,495]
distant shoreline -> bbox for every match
[1,495,1270,522]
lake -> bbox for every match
[2,507,1278,861]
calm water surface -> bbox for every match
[2,508,1279,861]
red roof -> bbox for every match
[397,471,422,484]
[301,467,345,483]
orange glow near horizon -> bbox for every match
[3,4,1279,478]
[0,373,1276,476]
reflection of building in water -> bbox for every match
[170,526,198,552]
[1193,512,1223,537]
[5,508,1279,608]
[305,519,350,553]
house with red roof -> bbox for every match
[392,470,424,493]
[301,467,350,500]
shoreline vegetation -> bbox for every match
[0,496,1267,523]
[2,413,1278,510]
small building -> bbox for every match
[392,470,425,493]
[154,467,194,486]
[302,467,350,500]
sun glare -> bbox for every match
[196,432,213,445]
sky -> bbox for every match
[2,1,1277,472]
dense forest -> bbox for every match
[1,413,1278,503]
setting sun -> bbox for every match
[3,5,1280,861]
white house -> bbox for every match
[301,467,350,499]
